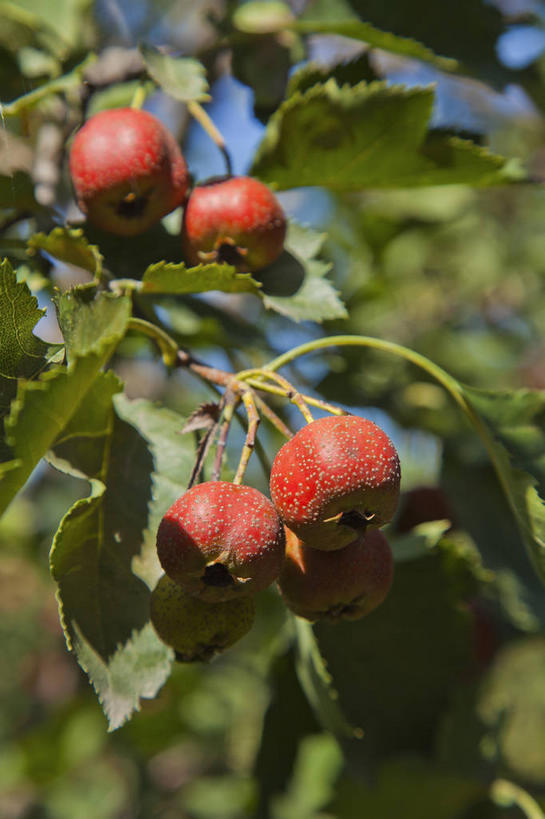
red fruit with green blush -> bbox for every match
[181,175,287,271]
[156,481,286,602]
[270,415,401,550]
[278,526,394,621]
[69,107,188,236]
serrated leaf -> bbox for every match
[252,82,525,190]
[56,285,130,359]
[140,43,210,103]
[141,261,262,296]
[49,392,194,729]
[72,622,172,732]
[462,387,545,589]
[292,19,459,72]
[49,370,123,479]
[28,227,103,277]
[0,258,49,407]
[299,536,480,759]
[114,395,195,588]
[0,290,130,513]
[258,223,347,322]
[287,55,377,97]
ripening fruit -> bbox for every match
[150,574,255,662]
[270,415,401,550]
[278,526,394,621]
[156,481,286,602]
[181,175,287,271]
[69,107,188,236]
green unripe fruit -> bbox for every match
[150,575,255,662]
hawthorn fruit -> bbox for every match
[181,175,286,271]
[270,415,401,550]
[156,481,286,602]
[69,107,188,236]
[150,574,255,662]
[278,526,394,621]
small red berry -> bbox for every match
[69,107,188,236]
[156,481,286,602]
[278,526,394,621]
[270,415,401,550]
[181,176,287,271]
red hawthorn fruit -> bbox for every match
[181,175,287,271]
[270,415,401,550]
[156,481,286,602]
[278,526,394,621]
[69,107,188,236]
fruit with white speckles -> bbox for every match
[278,526,394,621]
[150,574,255,661]
[270,415,401,550]
[69,107,188,236]
[156,481,286,602]
[181,176,287,271]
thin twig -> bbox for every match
[238,368,314,423]
[212,390,238,480]
[187,100,233,176]
[233,389,260,485]
[254,393,293,439]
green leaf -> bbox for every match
[0,289,130,513]
[292,19,459,72]
[293,618,356,740]
[49,370,123,479]
[56,285,130,359]
[297,536,481,759]
[252,82,525,190]
[3,54,96,116]
[327,0,509,86]
[140,43,210,103]
[72,621,172,732]
[28,227,103,278]
[141,261,262,296]
[50,394,195,728]
[113,394,195,588]
[462,387,545,590]
[0,258,54,460]
[258,223,347,323]
[287,55,378,97]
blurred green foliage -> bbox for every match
[3,0,545,816]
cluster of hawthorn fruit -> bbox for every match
[68,106,402,663]
[151,415,401,662]
[69,106,287,270]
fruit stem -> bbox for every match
[233,390,260,484]
[130,83,148,110]
[127,318,178,367]
[212,390,238,480]
[244,377,345,417]
[237,369,314,423]
[263,333,533,576]
[254,393,293,439]
[187,100,233,176]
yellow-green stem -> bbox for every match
[127,318,178,367]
